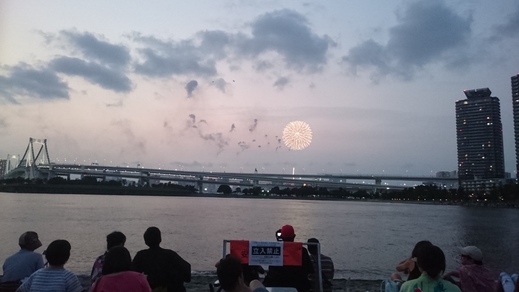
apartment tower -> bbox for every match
[512,74,519,178]
[455,88,505,187]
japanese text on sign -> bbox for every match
[248,241,283,266]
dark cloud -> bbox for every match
[60,30,131,68]
[342,1,472,80]
[0,63,69,103]
[492,4,519,40]
[50,56,132,92]
[211,78,228,93]
[273,76,290,89]
[185,80,198,97]
[133,35,218,77]
[237,9,334,72]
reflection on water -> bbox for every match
[0,193,517,280]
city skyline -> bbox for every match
[1,1,519,176]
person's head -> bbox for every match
[18,231,42,251]
[280,225,296,242]
[106,231,126,250]
[307,238,320,255]
[144,227,161,247]
[217,256,243,291]
[458,246,483,265]
[411,240,433,258]
[45,239,71,267]
[416,244,446,279]
[102,246,132,275]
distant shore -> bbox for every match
[77,274,382,292]
[1,184,517,208]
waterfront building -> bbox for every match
[455,88,505,191]
[0,159,6,178]
[512,73,519,178]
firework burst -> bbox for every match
[282,121,312,150]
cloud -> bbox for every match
[211,78,228,93]
[492,4,519,40]
[133,34,218,77]
[185,80,198,97]
[237,9,334,72]
[0,63,69,103]
[50,56,132,92]
[273,76,290,90]
[342,1,472,80]
[60,30,131,68]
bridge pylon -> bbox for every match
[17,138,51,179]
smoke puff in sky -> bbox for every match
[0,1,518,176]
[185,80,198,97]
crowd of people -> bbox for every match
[1,226,517,292]
[385,241,518,292]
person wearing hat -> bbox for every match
[443,246,495,292]
[1,231,44,283]
[263,225,314,292]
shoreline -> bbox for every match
[1,188,517,209]
[78,274,382,292]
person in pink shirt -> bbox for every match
[443,246,495,292]
[90,246,150,292]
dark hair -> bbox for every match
[217,256,243,291]
[416,245,446,279]
[106,231,126,250]
[411,240,433,258]
[45,239,71,266]
[144,227,161,247]
[307,238,319,255]
[102,246,132,275]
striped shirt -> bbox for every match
[17,268,83,292]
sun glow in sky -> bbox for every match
[1,1,518,176]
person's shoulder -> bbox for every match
[321,254,333,261]
[440,279,462,291]
[400,278,418,291]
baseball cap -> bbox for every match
[280,225,295,238]
[458,246,483,261]
[19,231,42,251]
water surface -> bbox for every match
[0,193,517,279]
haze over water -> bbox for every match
[0,193,517,280]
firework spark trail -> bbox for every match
[282,121,312,150]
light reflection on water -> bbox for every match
[0,193,517,280]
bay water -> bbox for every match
[0,193,517,280]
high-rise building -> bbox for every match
[512,73,519,178]
[455,88,505,187]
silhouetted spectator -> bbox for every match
[443,246,495,291]
[263,224,313,292]
[132,227,191,292]
[2,231,44,284]
[400,244,460,292]
[90,246,151,292]
[16,239,82,292]
[391,240,433,282]
[216,256,267,292]
[90,231,126,284]
[307,238,334,292]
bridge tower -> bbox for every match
[17,138,51,179]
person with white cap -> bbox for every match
[443,245,495,292]
[1,231,44,283]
